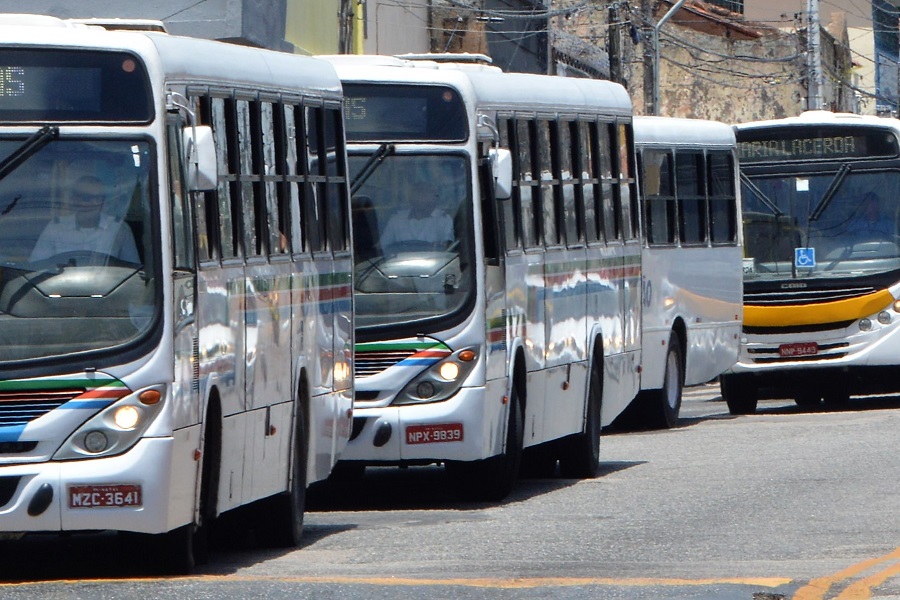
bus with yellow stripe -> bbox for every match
[0,15,353,572]
[323,54,642,500]
[722,110,900,413]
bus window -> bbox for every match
[676,151,707,245]
[211,97,237,259]
[708,150,737,244]
[537,120,557,247]
[642,149,676,245]
[516,119,539,249]
[499,117,520,251]
[559,120,580,247]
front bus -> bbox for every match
[0,17,354,573]
[723,111,900,413]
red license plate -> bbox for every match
[69,484,142,508]
[406,423,464,445]
[779,342,819,358]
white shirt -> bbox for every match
[30,214,140,263]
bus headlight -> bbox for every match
[877,311,892,325]
[393,347,478,405]
[859,318,873,331]
[53,385,166,460]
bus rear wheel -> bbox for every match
[720,373,758,415]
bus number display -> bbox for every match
[0,66,24,97]
[738,127,899,163]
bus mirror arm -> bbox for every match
[182,125,218,192]
[490,148,512,200]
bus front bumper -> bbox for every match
[0,437,189,535]
[341,387,504,464]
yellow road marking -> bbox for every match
[793,546,900,600]
[0,575,792,589]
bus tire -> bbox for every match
[448,384,523,502]
[559,363,602,478]
[639,333,684,429]
[720,373,758,415]
[257,400,308,548]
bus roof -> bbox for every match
[734,110,900,132]
[321,54,632,117]
[634,116,735,148]
[0,14,342,98]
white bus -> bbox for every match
[322,54,643,500]
[0,16,353,572]
[620,116,743,428]
[723,111,900,413]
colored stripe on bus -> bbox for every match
[744,289,894,327]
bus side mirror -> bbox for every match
[490,148,512,200]
[182,125,217,192]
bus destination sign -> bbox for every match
[737,126,899,163]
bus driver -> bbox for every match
[30,174,140,264]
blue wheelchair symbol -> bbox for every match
[795,247,816,268]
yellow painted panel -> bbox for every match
[744,289,895,327]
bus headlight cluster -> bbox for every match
[53,386,166,460]
[860,310,894,332]
[393,347,478,405]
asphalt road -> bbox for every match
[2,383,900,600]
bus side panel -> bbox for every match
[196,266,246,514]
[540,246,588,442]
[522,254,547,445]
[590,244,641,426]
[243,262,295,501]
[640,246,741,389]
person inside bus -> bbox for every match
[380,190,454,252]
[30,174,140,264]
[844,191,895,241]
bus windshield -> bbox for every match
[742,168,900,279]
[0,137,157,362]
[349,152,473,330]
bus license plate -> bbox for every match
[69,484,143,508]
[406,423,464,444]
[779,342,818,357]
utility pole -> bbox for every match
[807,0,824,110]
[641,0,655,115]
[608,3,622,85]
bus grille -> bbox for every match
[354,349,417,378]
[745,285,876,306]
[0,389,83,427]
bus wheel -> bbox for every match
[559,364,602,478]
[720,373,758,415]
[257,403,308,547]
[448,385,523,502]
[638,333,683,429]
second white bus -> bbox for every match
[324,54,643,500]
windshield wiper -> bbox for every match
[740,172,783,217]
[350,143,394,195]
[0,126,59,183]
[809,163,850,222]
